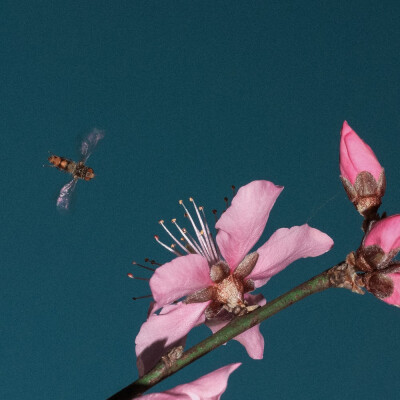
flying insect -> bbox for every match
[48,129,104,211]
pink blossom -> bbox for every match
[364,215,400,253]
[137,181,333,373]
[339,121,382,184]
[139,363,240,400]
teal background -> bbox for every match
[1,1,400,399]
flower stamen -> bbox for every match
[155,198,222,265]
[132,260,155,272]
[172,220,205,256]
[154,235,182,256]
[181,199,213,260]
[132,294,153,301]
[199,206,221,261]
[144,258,161,266]
[158,220,189,254]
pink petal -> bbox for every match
[135,302,209,376]
[233,293,266,359]
[206,294,266,359]
[339,121,382,184]
[247,225,334,288]
[244,292,267,307]
[383,273,400,307]
[234,325,264,359]
[140,363,241,400]
[150,254,213,308]
[364,215,400,253]
[216,180,283,270]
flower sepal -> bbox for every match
[360,264,400,304]
[340,169,386,219]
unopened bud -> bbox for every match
[354,215,400,271]
[339,121,385,218]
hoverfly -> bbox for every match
[48,129,104,211]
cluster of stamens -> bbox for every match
[155,198,221,265]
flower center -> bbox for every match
[215,274,245,312]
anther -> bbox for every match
[231,185,236,195]
[224,197,229,209]
[212,209,218,223]
[144,257,160,266]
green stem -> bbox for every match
[108,269,335,400]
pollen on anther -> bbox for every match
[171,218,176,223]
[158,220,164,224]
[189,197,194,202]
[179,200,183,204]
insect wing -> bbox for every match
[79,129,105,164]
[56,178,78,211]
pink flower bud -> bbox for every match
[339,121,385,217]
[354,216,400,306]
[340,121,383,183]
[364,215,400,253]
[352,215,400,273]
